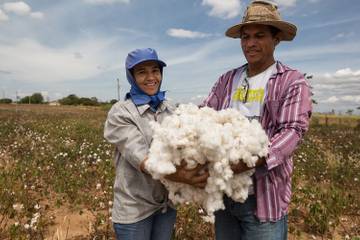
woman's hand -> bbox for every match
[140,156,149,173]
[165,161,209,188]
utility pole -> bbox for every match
[117,78,120,100]
[15,90,18,113]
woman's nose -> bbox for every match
[147,72,156,80]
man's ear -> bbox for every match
[274,36,280,46]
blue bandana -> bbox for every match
[125,48,167,112]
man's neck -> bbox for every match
[247,60,276,77]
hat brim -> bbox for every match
[225,20,297,41]
[127,58,167,69]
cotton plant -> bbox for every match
[145,103,269,222]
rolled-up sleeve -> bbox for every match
[104,105,148,171]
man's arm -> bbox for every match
[231,76,312,175]
[265,78,312,172]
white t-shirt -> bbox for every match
[230,63,276,194]
[230,63,277,120]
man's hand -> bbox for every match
[231,157,266,174]
[231,161,250,174]
[165,161,209,188]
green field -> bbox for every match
[0,104,359,239]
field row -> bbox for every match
[0,105,359,239]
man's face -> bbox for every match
[133,60,162,96]
[240,24,279,67]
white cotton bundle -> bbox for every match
[145,103,269,222]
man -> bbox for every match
[201,1,312,239]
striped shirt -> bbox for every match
[201,61,312,222]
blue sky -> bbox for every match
[0,0,359,113]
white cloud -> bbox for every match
[330,32,355,41]
[322,96,339,103]
[201,0,241,19]
[0,38,118,83]
[83,0,130,4]
[2,2,44,20]
[3,1,31,16]
[273,0,297,7]
[167,28,211,39]
[333,68,360,78]
[342,95,360,103]
[312,84,337,90]
[30,11,44,19]
[312,68,360,85]
[0,9,9,22]
[322,95,360,103]
[166,38,228,65]
[278,42,360,63]
[303,16,360,30]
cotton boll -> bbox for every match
[145,103,269,221]
[185,159,198,169]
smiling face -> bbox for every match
[132,60,162,96]
[240,24,279,71]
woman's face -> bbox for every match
[133,61,162,96]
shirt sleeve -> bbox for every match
[200,76,221,110]
[265,76,312,171]
[104,105,148,171]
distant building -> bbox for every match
[49,101,60,106]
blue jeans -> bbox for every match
[113,207,176,240]
[215,195,288,240]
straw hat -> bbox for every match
[225,0,297,41]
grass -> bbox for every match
[0,104,359,239]
[311,113,360,127]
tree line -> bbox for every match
[0,93,118,106]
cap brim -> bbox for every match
[225,20,297,41]
[127,59,167,69]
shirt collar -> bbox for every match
[137,104,151,115]
[137,100,171,116]
[238,61,287,75]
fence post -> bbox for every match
[325,115,328,126]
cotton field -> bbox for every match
[0,104,359,239]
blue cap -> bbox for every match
[125,48,167,70]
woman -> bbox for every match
[104,48,207,240]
